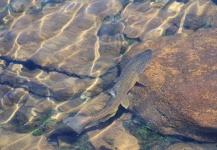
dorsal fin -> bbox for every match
[110,90,116,97]
[110,85,119,97]
[121,98,130,109]
[136,73,149,87]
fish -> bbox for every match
[63,49,152,134]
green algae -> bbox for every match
[204,22,212,29]
[126,38,136,45]
[31,118,56,136]
[123,118,180,149]
[103,16,113,23]
[124,34,141,45]
[31,109,56,136]
[114,11,121,21]
[120,46,127,55]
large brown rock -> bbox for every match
[124,28,217,142]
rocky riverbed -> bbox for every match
[0,0,217,149]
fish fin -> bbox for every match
[100,112,117,123]
[136,73,149,87]
[121,98,130,109]
[111,106,118,115]
[103,107,119,121]
[63,115,89,134]
[109,90,116,97]
[88,109,118,126]
[110,86,118,97]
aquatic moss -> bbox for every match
[120,46,127,55]
[31,109,56,136]
[114,12,121,21]
[126,38,135,45]
[103,16,113,23]
[124,34,141,45]
[135,125,151,139]
[203,22,212,29]
[123,118,180,149]
[32,118,56,136]
[31,127,44,136]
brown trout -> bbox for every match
[63,49,152,134]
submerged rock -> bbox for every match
[0,0,123,77]
[87,113,140,150]
[122,0,217,40]
[124,28,217,142]
[0,128,55,150]
[0,61,107,134]
[166,142,217,150]
[10,0,25,13]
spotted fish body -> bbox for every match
[63,49,152,134]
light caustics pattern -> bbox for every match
[122,0,215,39]
[0,0,216,149]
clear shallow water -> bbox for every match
[0,0,217,149]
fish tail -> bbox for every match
[63,115,89,134]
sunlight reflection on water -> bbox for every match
[0,0,217,149]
